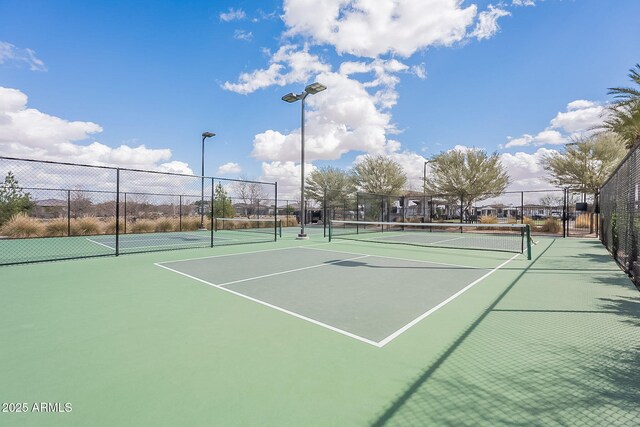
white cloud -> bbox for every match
[0,87,192,173]
[219,8,246,22]
[504,100,607,148]
[549,101,606,134]
[500,147,556,190]
[260,161,316,199]
[470,5,511,40]
[222,45,330,94]
[233,30,253,41]
[0,41,47,71]
[512,0,537,6]
[282,0,478,58]
[217,162,242,175]
[410,63,427,79]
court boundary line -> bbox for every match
[85,234,237,251]
[300,246,487,270]
[155,247,518,347]
[217,255,371,287]
[377,252,521,346]
[154,261,382,347]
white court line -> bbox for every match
[217,255,371,287]
[376,252,521,347]
[85,238,116,250]
[154,262,382,347]
[301,245,487,270]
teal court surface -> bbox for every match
[1,230,639,426]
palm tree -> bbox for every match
[602,64,640,148]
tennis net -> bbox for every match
[214,218,282,240]
[329,220,531,259]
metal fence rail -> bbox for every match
[600,140,640,287]
[0,156,277,265]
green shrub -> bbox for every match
[0,213,45,238]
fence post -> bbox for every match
[520,192,524,224]
[67,190,71,236]
[563,188,568,238]
[123,192,127,234]
[460,195,464,225]
[115,169,120,256]
[275,182,278,242]
[210,178,215,247]
[179,194,182,231]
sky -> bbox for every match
[1,0,639,198]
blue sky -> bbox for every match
[1,0,639,197]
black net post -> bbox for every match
[520,192,524,224]
[563,188,568,238]
[275,182,279,241]
[210,178,215,248]
[323,187,327,238]
[123,192,127,234]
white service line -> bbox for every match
[154,261,382,347]
[376,252,521,347]
[85,238,116,250]
[217,255,371,287]
[301,245,486,270]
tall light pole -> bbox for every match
[423,160,433,221]
[282,82,326,240]
[200,132,215,230]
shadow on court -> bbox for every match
[370,239,640,426]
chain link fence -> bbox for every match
[312,188,598,238]
[0,157,277,265]
[600,140,640,287]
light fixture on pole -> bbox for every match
[281,82,326,240]
[200,132,215,230]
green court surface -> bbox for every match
[1,233,639,426]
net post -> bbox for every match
[329,219,332,242]
[274,182,278,242]
[356,192,360,234]
[526,224,532,260]
[520,192,524,224]
[323,187,327,238]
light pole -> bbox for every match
[200,131,215,230]
[282,82,326,240]
[423,160,433,221]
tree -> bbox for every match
[304,166,355,206]
[426,148,509,215]
[351,155,407,195]
[601,63,640,148]
[541,133,626,199]
[213,183,234,218]
[0,172,34,225]
[232,177,267,218]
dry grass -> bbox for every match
[181,216,202,231]
[103,218,125,235]
[45,218,69,236]
[129,219,156,233]
[575,213,591,229]
[480,215,498,224]
[541,218,562,233]
[155,217,177,232]
[71,217,103,236]
[0,213,46,238]
[280,217,298,227]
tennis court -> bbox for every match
[1,225,639,426]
